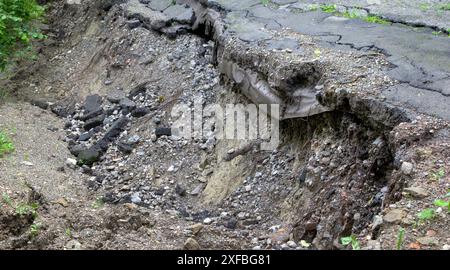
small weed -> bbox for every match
[364,15,390,25]
[91,197,104,209]
[396,227,405,250]
[341,235,361,250]
[260,0,270,7]
[320,4,337,13]
[30,222,41,238]
[65,228,72,238]
[314,48,322,58]
[417,208,436,222]
[0,131,15,158]
[419,3,430,11]
[434,199,450,212]
[16,202,39,218]
[1,192,13,207]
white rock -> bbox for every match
[287,241,297,248]
[400,162,413,175]
[65,158,77,168]
[203,218,212,225]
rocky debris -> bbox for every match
[416,236,439,246]
[404,187,429,199]
[84,114,105,130]
[401,161,414,175]
[184,237,201,250]
[383,209,406,224]
[155,127,172,137]
[107,89,126,103]
[189,223,204,235]
[83,95,103,115]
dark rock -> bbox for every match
[79,108,104,121]
[30,99,49,110]
[119,98,136,111]
[104,117,129,141]
[83,94,103,115]
[127,19,141,29]
[107,89,126,104]
[155,127,172,137]
[175,184,186,196]
[69,144,85,156]
[117,142,134,154]
[51,101,76,117]
[128,82,148,98]
[155,187,165,196]
[77,147,101,166]
[84,114,105,130]
[225,217,238,229]
[78,131,94,142]
[131,107,150,117]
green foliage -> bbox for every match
[396,227,405,250]
[91,197,104,209]
[320,4,337,13]
[16,202,39,218]
[30,222,41,237]
[364,15,390,25]
[0,0,45,71]
[1,192,13,206]
[434,199,450,212]
[439,3,450,11]
[417,208,436,221]
[0,130,15,157]
[260,0,270,6]
[340,235,360,250]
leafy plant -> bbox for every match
[364,15,390,25]
[417,208,436,221]
[320,4,337,13]
[1,192,13,206]
[434,199,450,212]
[341,235,360,250]
[260,0,270,6]
[65,228,72,238]
[91,197,104,209]
[0,130,15,157]
[30,222,41,237]
[0,0,46,71]
[396,227,405,250]
[16,202,39,218]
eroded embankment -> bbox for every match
[3,0,448,250]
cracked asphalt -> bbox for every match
[207,0,450,120]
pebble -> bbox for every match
[400,162,413,175]
[184,238,201,250]
[203,217,213,225]
[404,187,428,199]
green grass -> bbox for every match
[320,4,337,13]
[0,130,15,157]
[417,208,436,222]
[396,227,405,250]
[364,15,390,24]
[438,3,450,11]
